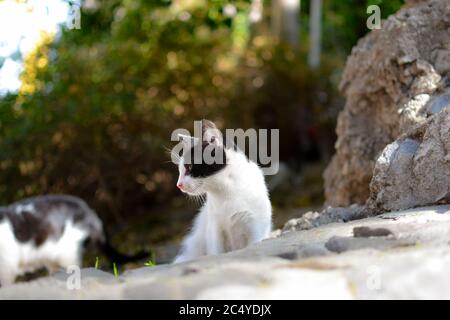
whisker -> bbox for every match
[164,145,182,161]
[163,145,175,153]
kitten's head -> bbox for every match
[175,120,227,196]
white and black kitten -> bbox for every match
[0,194,148,286]
[173,120,272,263]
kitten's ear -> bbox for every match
[202,119,223,146]
[178,134,199,148]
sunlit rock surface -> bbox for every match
[1,205,450,299]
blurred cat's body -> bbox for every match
[173,120,272,263]
[0,195,148,286]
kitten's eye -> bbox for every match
[185,164,192,172]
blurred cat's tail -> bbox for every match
[100,232,150,264]
[82,205,150,264]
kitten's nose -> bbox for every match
[177,183,183,189]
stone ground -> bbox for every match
[1,205,450,299]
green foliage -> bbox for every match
[0,0,254,222]
[301,0,404,55]
[0,0,405,227]
[113,262,119,277]
[144,252,156,267]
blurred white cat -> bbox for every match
[0,195,148,286]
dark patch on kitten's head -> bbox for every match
[181,119,227,178]
[183,141,227,178]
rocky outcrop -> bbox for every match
[324,0,450,208]
[282,204,366,233]
[1,205,450,299]
[368,103,450,212]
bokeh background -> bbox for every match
[0,0,403,266]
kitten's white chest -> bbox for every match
[204,196,269,254]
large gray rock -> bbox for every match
[1,205,450,299]
[368,106,450,212]
[324,0,450,207]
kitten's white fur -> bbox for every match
[0,195,147,286]
[173,127,272,263]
